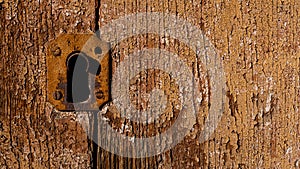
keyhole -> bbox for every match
[67,52,90,103]
[66,52,101,103]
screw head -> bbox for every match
[51,45,61,56]
[94,46,102,55]
[53,91,63,100]
[95,91,104,99]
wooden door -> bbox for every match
[1,0,299,168]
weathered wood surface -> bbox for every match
[98,0,300,168]
[1,0,300,168]
[0,0,95,168]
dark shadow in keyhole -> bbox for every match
[66,52,101,103]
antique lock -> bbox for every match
[46,34,110,111]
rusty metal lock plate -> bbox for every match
[47,34,110,111]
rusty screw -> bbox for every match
[51,45,61,57]
[94,46,102,55]
[53,91,63,100]
[95,91,104,99]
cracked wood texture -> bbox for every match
[98,0,300,168]
[0,0,95,168]
[1,0,300,169]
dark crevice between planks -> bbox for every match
[91,112,99,169]
[92,0,101,168]
[95,0,101,37]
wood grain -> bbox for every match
[98,0,300,168]
[0,0,299,168]
[0,0,95,168]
